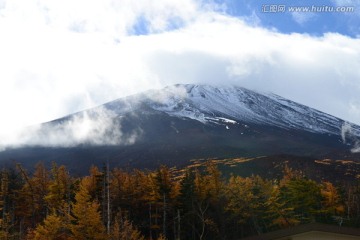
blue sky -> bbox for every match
[220,0,359,37]
[0,0,360,148]
[129,0,360,37]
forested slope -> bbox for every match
[0,161,359,239]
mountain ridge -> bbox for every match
[1,84,360,174]
[104,84,360,137]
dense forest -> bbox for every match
[0,161,359,240]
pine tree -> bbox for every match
[16,163,50,230]
[321,181,345,223]
[70,180,107,240]
[45,164,72,215]
[226,176,254,223]
[178,170,197,239]
[266,184,299,228]
[111,213,144,240]
[0,170,10,239]
[155,166,170,239]
[31,213,71,240]
[278,178,322,224]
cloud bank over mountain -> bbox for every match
[0,0,360,147]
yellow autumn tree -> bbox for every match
[32,213,71,240]
[45,164,72,215]
[16,162,50,231]
[111,213,144,240]
[321,181,345,217]
[70,179,107,240]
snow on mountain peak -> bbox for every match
[107,84,360,138]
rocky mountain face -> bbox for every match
[107,84,359,135]
[1,84,360,175]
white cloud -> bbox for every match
[341,122,352,143]
[351,143,360,153]
[291,12,316,25]
[341,122,360,153]
[0,107,141,150]
[140,20,360,126]
[0,0,360,148]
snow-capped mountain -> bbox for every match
[105,84,359,137]
[1,84,360,173]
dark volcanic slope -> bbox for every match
[0,84,359,174]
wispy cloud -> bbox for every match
[0,107,142,150]
[351,143,360,153]
[341,122,360,153]
[341,122,352,143]
[291,12,316,26]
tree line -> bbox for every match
[0,161,359,239]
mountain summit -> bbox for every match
[107,84,358,136]
[1,84,360,172]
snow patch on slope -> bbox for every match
[143,84,359,137]
[104,84,360,138]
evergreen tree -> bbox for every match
[278,178,322,223]
[178,170,197,240]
